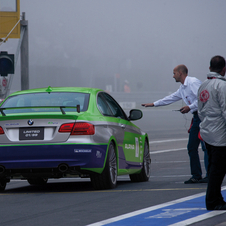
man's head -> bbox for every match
[210,55,226,76]
[173,64,188,84]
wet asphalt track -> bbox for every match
[1,108,226,226]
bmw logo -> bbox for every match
[27,120,34,126]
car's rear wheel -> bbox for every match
[27,177,48,186]
[0,180,6,191]
[91,141,117,190]
[129,140,151,182]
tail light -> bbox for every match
[0,126,4,134]
[71,122,95,135]
[59,122,95,135]
[58,123,74,133]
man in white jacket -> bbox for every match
[198,55,226,210]
[142,64,208,184]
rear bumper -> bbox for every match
[0,144,107,170]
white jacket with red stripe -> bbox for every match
[198,72,226,146]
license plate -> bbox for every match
[19,127,44,140]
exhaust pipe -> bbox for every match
[58,164,69,173]
[0,165,5,174]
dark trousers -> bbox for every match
[205,143,226,210]
[187,113,202,179]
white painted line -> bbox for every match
[152,160,188,163]
[150,148,187,154]
[149,138,187,144]
[87,186,226,226]
[168,211,226,226]
[87,194,206,226]
[150,175,190,178]
[149,138,188,154]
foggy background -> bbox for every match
[1,0,226,101]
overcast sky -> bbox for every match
[1,0,226,93]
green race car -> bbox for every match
[0,86,151,191]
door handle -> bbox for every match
[120,124,125,129]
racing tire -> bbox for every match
[91,142,117,190]
[129,140,151,182]
[0,180,6,191]
[27,177,48,186]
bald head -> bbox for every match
[173,64,188,84]
[176,64,188,75]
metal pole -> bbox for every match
[20,12,29,90]
[5,26,25,97]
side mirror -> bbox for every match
[128,109,143,121]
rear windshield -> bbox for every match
[1,92,90,114]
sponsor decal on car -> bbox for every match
[5,123,19,126]
[135,137,139,157]
[96,150,102,158]
[74,149,92,153]
[125,144,135,149]
[48,122,59,124]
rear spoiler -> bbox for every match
[0,105,80,116]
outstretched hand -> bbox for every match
[141,103,154,107]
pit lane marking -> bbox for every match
[149,138,203,154]
[0,186,206,195]
[149,138,187,144]
[87,186,226,226]
[150,148,187,154]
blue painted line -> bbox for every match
[106,196,206,226]
[88,187,226,226]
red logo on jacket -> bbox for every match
[200,90,209,102]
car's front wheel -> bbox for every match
[129,140,151,182]
[91,141,117,190]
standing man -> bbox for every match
[142,64,208,184]
[198,56,226,210]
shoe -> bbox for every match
[184,177,201,184]
[199,177,208,183]
[214,203,226,210]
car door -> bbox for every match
[97,92,125,147]
[99,92,142,165]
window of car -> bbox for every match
[1,92,90,114]
[97,94,113,116]
[97,92,128,120]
